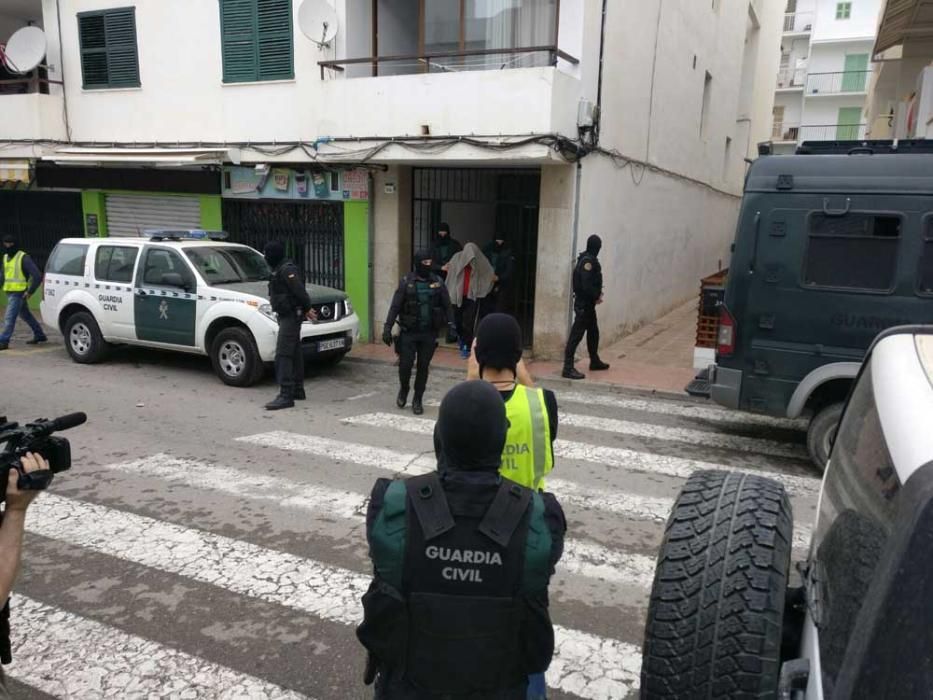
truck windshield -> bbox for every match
[185,246,270,285]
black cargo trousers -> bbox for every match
[563,299,599,368]
[398,330,436,398]
[275,311,304,397]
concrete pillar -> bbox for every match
[371,166,412,334]
[532,163,576,359]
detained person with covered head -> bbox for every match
[358,380,566,699]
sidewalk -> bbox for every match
[350,299,698,396]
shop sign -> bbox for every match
[222,166,369,201]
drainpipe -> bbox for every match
[55,0,72,141]
[367,172,375,342]
[594,0,609,144]
[565,160,583,345]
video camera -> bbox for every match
[0,413,86,496]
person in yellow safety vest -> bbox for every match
[467,313,557,491]
[1,235,47,351]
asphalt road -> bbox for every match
[0,334,820,699]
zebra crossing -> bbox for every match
[9,384,819,700]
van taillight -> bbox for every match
[717,306,736,357]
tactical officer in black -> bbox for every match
[383,250,456,415]
[430,222,462,279]
[357,380,566,699]
[562,234,610,380]
[482,233,516,315]
[264,241,315,410]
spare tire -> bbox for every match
[641,470,793,699]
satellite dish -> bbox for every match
[2,26,47,74]
[298,0,339,48]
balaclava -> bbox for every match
[437,223,451,240]
[493,232,508,251]
[263,241,285,269]
[414,249,433,280]
[474,313,523,379]
[586,234,602,257]
[434,381,508,472]
[2,235,19,257]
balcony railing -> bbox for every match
[806,70,872,95]
[0,75,61,96]
[318,45,578,79]
[783,11,814,33]
[772,122,800,142]
[776,68,807,89]
[798,124,868,141]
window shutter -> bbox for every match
[104,9,140,87]
[78,14,108,88]
[257,0,293,81]
[78,8,139,89]
[221,0,259,83]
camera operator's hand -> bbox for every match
[7,452,45,512]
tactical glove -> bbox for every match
[382,327,393,346]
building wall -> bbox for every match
[807,40,874,73]
[811,0,881,43]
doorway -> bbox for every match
[411,167,540,345]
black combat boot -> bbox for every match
[562,366,585,380]
[294,386,306,400]
[397,387,409,408]
[265,390,294,410]
[412,394,424,415]
[589,358,610,371]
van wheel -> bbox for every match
[807,402,844,473]
[211,327,263,387]
[64,312,108,364]
[641,470,792,699]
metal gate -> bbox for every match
[0,190,84,271]
[412,168,540,344]
[223,199,345,289]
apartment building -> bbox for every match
[865,0,933,140]
[772,0,882,152]
[0,0,782,355]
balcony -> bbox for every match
[783,11,814,34]
[772,122,800,142]
[320,1,575,78]
[776,67,806,90]
[806,71,871,95]
[0,80,66,141]
[799,123,868,141]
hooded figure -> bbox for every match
[359,380,566,699]
[444,243,496,355]
[0,233,46,351]
[562,234,609,379]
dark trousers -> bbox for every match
[564,301,600,368]
[455,299,480,348]
[398,331,436,397]
[275,313,304,395]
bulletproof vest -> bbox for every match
[572,253,601,298]
[369,474,552,695]
[399,274,443,332]
[268,262,301,315]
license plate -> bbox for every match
[317,338,345,352]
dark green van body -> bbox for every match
[710,152,933,419]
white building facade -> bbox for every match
[772,0,882,153]
[0,0,782,356]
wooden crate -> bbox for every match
[695,270,728,349]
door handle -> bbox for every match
[822,197,851,217]
[135,289,147,297]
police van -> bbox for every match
[40,230,359,386]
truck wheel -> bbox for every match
[807,402,844,473]
[642,470,792,699]
[64,312,108,364]
[211,327,264,387]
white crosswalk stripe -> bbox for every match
[339,412,821,497]
[102,453,653,589]
[556,391,807,431]
[8,596,307,699]
[25,493,641,700]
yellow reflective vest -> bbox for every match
[2,251,28,293]
[500,384,554,491]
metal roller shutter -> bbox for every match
[105,194,201,237]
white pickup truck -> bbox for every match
[40,230,359,386]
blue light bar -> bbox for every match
[142,229,229,241]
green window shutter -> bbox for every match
[220,0,292,83]
[78,8,140,89]
[257,0,293,81]
[221,0,258,83]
